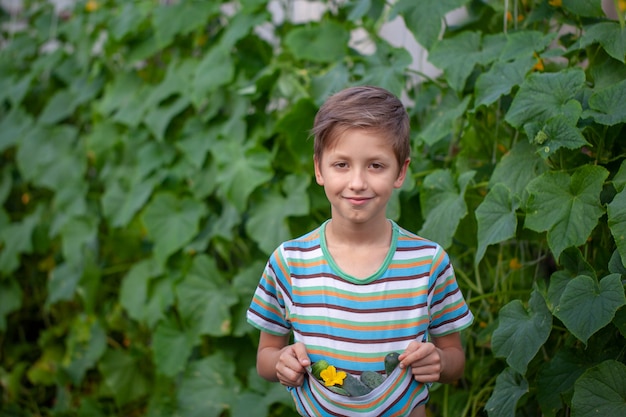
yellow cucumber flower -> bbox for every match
[320,365,347,387]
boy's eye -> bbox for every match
[370,163,384,169]
[334,162,348,168]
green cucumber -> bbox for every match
[342,373,372,396]
[311,360,330,380]
[384,352,400,376]
[361,370,385,389]
[325,385,350,396]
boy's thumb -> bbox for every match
[293,342,310,366]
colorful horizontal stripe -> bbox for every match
[291,367,428,417]
[247,220,474,415]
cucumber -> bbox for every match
[360,370,385,389]
[325,385,350,396]
[342,373,372,396]
[384,352,400,376]
[311,359,330,380]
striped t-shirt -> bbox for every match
[247,220,473,414]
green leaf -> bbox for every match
[119,259,164,323]
[231,260,266,337]
[274,99,317,172]
[492,289,552,374]
[153,317,195,377]
[392,0,471,49]
[609,250,626,276]
[525,165,608,260]
[143,96,190,141]
[177,353,242,417]
[176,120,220,169]
[613,160,626,192]
[101,175,163,228]
[220,10,270,49]
[0,278,22,331]
[608,188,626,266]
[576,22,626,63]
[505,68,586,128]
[478,33,508,64]
[559,247,596,279]
[360,43,413,97]
[212,141,274,212]
[419,170,474,249]
[537,350,590,417]
[489,140,548,198]
[571,360,626,417]
[99,349,150,407]
[63,316,107,385]
[311,63,351,105]
[475,56,536,107]
[475,183,520,264]
[614,306,626,339]
[562,0,605,17]
[284,20,349,63]
[0,73,31,107]
[176,255,238,337]
[192,46,234,107]
[0,107,32,153]
[46,262,83,308]
[143,275,177,329]
[97,72,149,126]
[16,124,86,191]
[38,89,78,125]
[418,95,471,146]
[428,31,482,93]
[59,216,98,266]
[142,192,206,262]
[110,2,151,41]
[547,271,572,311]
[525,113,589,158]
[582,78,626,126]
[0,206,41,275]
[230,392,270,417]
[346,0,374,21]
[245,366,294,407]
[553,274,626,345]
[246,174,310,254]
[499,31,556,62]
[147,59,197,107]
[86,121,120,157]
[485,368,529,417]
[152,1,220,48]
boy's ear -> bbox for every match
[313,156,324,185]
[394,158,410,188]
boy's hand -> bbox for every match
[276,342,311,387]
[398,341,443,383]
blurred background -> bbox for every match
[1,1,625,416]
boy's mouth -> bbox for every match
[344,196,372,205]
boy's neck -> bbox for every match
[325,218,392,247]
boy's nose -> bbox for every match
[349,169,367,190]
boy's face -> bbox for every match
[314,129,409,227]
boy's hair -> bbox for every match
[311,85,411,166]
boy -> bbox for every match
[247,86,473,416]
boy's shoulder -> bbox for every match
[393,222,442,249]
[279,224,324,250]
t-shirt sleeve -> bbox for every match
[428,245,474,336]
[247,247,292,336]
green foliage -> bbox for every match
[1,0,625,416]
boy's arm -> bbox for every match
[398,332,466,384]
[257,331,311,386]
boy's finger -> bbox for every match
[293,342,311,366]
[399,341,422,360]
